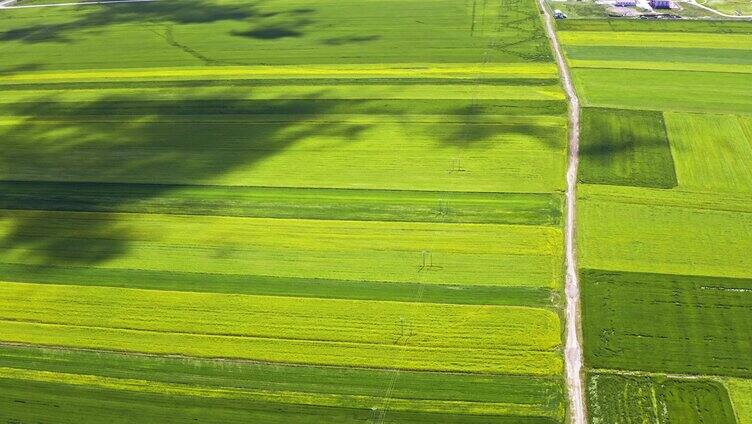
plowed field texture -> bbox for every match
[558,19,752,424]
[0,0,569,423]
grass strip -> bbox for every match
[0,181,562,226]
[0,263,555,307]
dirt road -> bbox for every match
[682,0,752,18]
[536,2,587,424]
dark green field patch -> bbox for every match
[0,263,554,307]
[0,182,562,226]
[0,345,563,424]
[587,372,736,424]
[582,269,752,377]
[579,108,677,188]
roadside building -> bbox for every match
[649,0,673,8]
[615,0,638,6]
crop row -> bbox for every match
[0,210,563,288]
[0,345,564,423]
[0,282,562,375]
[0,182,563,226]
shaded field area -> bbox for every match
[578,107,676,188]
[0,210,564,287]
[0,0,552,69]
[0,181,563,225]
[0,0,569,422]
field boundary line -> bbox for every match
[590,368,715,380]
[0,0,158,9]
[537,2,586,424]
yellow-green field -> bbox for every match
[0,0,569,422]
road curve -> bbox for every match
[682,0,752,18]
[536,3,587,424]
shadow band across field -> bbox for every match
[0,88,564,266]
[0,93,374,265]
[0,0,333,44]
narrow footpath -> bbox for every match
[537,3,587,424]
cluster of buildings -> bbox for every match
[552,0,679,20]
[614,0,674,8]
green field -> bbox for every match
[0,345,564,423]
[0,0,570,422]
[587,373,737,423]
[561,19,752,423]
[0,0,552,69]
[578,108,676,188]
[726,379,752,424]
[665,112,752,193]
[578,185,752,278]
[582,269,752,377]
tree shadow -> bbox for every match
[232,25,303,40]
[0,0,294,43]
[0,90,370,265]
[578,107,671,158]
[0,63,42,75]
[438,104,567,149]
[576,107,678,188]
[321,35,381,46]
[1,0,383,51]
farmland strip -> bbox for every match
[0,263,555,307]
[582,269,752,377]
[0,181,562,226]
[0,282,563,375]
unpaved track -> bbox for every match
[537,2,587,424]
[682,0,752,18]
[1,0,158,9]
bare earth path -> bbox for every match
[537,2,587,424]
[681,0,752,18]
